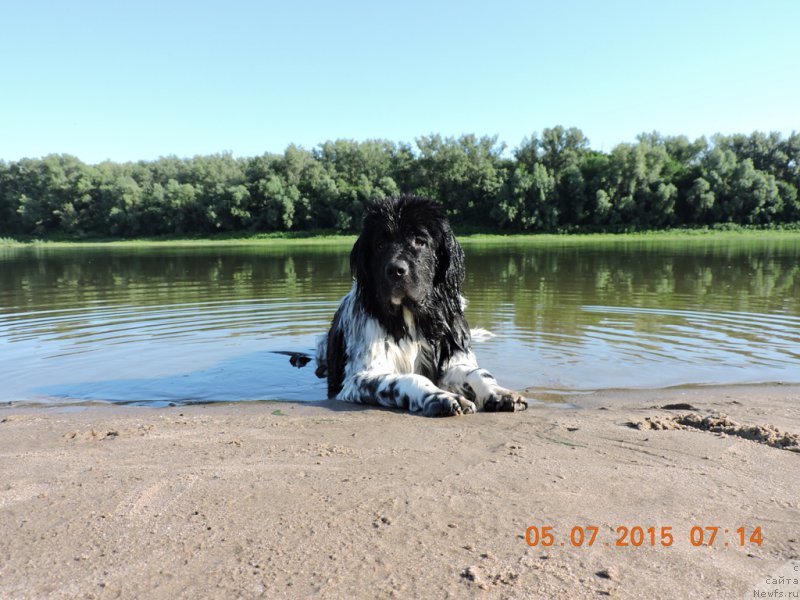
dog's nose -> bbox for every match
[386,260,409,280]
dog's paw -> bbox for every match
[484,390,528,412]
[423,391,477,417]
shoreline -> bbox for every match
[1,384,798,598]
[3,227,800,249]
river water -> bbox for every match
[1,237,798,407]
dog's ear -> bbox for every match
[435,220,465,289]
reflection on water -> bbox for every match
[1,238,799,406]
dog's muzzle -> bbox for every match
[386,259,410,305]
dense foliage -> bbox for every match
[1,128,798,238]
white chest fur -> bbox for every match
[344,301,432,377]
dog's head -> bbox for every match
[351,195,465,322]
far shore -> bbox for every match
[1,384,798,599]
[2,226,800,249]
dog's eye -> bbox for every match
[413,237,426,248]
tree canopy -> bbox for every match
[1,128,798,238]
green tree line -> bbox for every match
[1,127,798,238]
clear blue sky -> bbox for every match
[1,0,798,164]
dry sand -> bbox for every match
[1,384,798,599]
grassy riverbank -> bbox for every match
[3,225,800,249]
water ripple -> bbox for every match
[464,304,800,393]
[0,298,336,404]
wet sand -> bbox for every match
[1,384,799,599]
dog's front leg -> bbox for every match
[339,372,477,417]
[441,351,528,412]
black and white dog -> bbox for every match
[315,195,527,417]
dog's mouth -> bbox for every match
[388,287,429,312]
[389,284,406,306]
[386,278,424,308]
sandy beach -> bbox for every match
[1,384,798,599]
